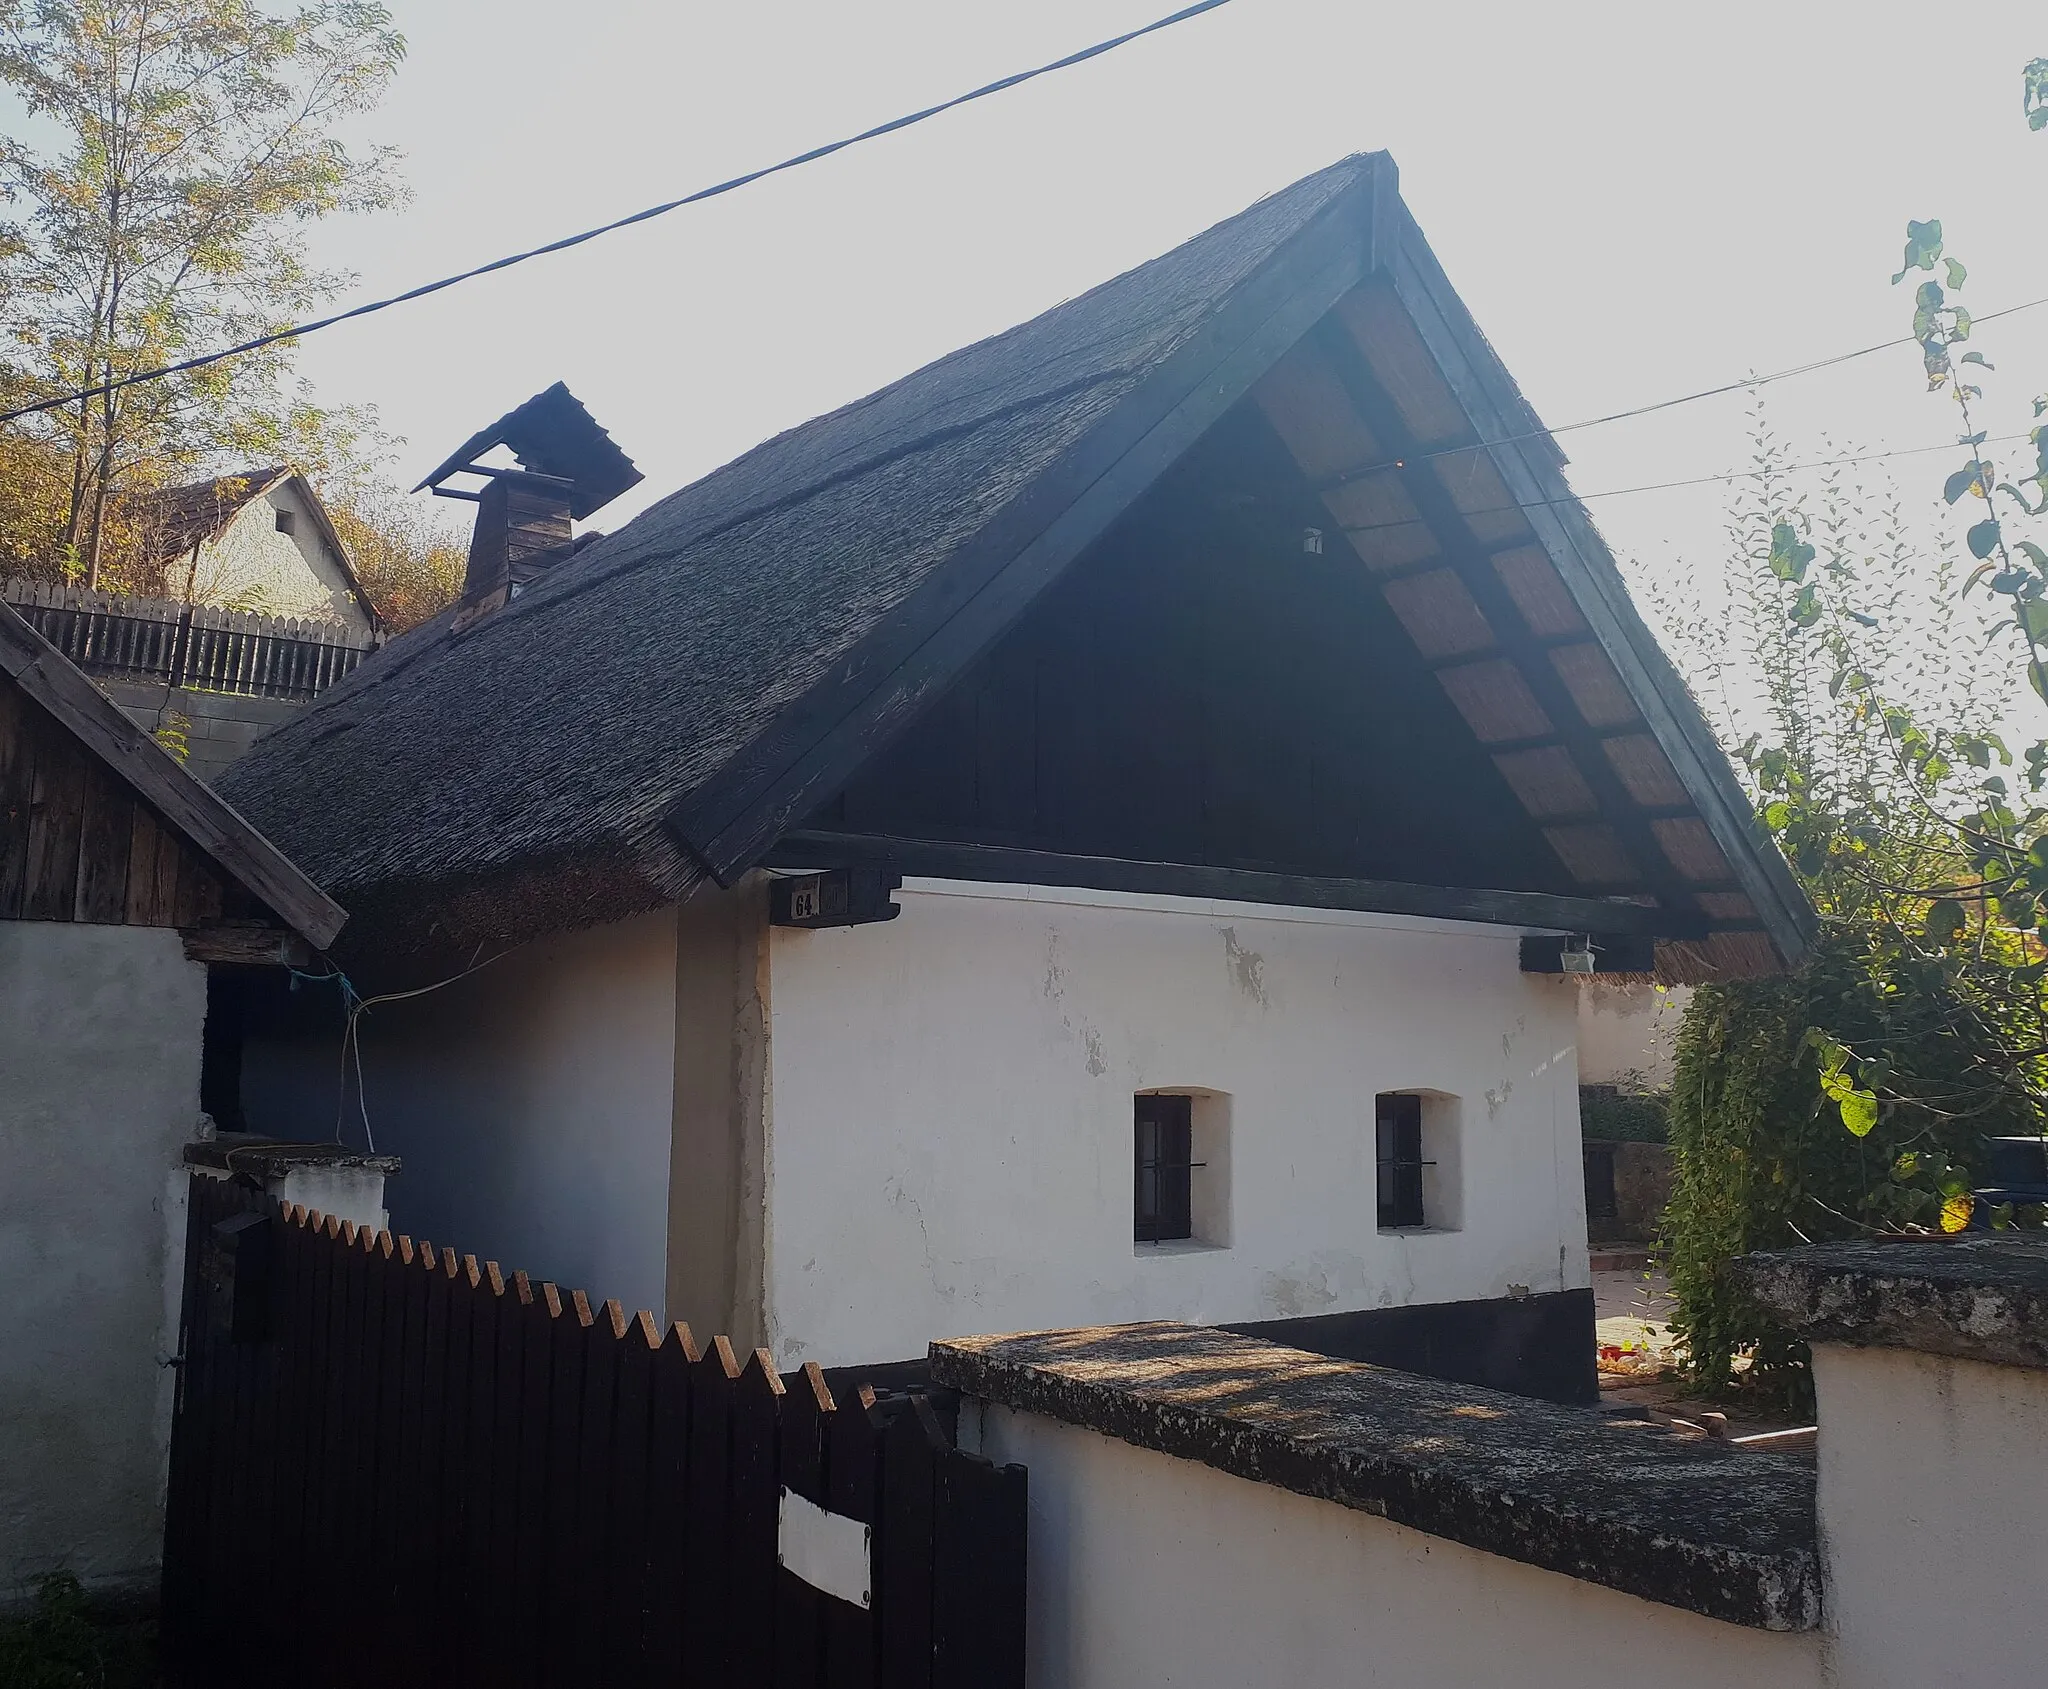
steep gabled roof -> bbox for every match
[0,600,346,947]
[220,153,1811,979]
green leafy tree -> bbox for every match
[1646,58,2048,1404]
[0,0,406,585]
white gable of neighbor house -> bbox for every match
[183,481,368,630]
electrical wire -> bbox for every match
[314,945,514,1153]
[1326,430,2038,536]
[0,0,1241,428]
[1337,295,2048,485]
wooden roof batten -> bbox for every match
[0,599,345,951]
[1295,312,1704,915]
[1380,214,1814,971]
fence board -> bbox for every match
[538,1289,593,1689]
[602,1308,660,1687]
[162,1185,1026,1688]
[642,1322,697,1685]
[773,1363,833,1689]
[880,1397,948,1689]
[826,1385,883,1689]
[730,1349,787,1682]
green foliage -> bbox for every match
[0,0,407,584]
[1578,1088,1670,1144]
[1665,930,2025,1410]
[1646,73,2048,1399]
[0,1572,159,1688]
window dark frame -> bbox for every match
[1375,1093,1431,1229]
[1134,1094,1195,1244]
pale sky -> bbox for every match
[98,4,2048,672]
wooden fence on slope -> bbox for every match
[2,579,373,702]
[162,1175,1027,1688]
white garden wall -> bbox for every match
[760,879,1586,1368]
[973,1405,1823,1689]
[1812,1342,2048,1689]
[0,923,203,1600]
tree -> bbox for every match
[1645,56,2048,1405]
[0,0,405,585]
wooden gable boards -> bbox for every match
[0,600,345,951]
[667,160,1809,982]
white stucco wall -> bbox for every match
[242,908,680,1317]
[185,483,367,629]
[1575,980,1689,1091]
[975,1405,1824,1689]
[1812,1342,2048,1689]
[760,881,1587,1368]
[0,923,204,1598]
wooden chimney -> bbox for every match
[413,383,643,629]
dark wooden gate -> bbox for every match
[162,1176,1026,1688]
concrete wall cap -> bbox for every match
[931,1322,1819,1632]
[1730,1237,2048,1371]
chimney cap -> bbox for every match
[414,381,642,521]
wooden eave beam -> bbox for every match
[666,159,1402,888]
[767,831,1712,940]
[0,603,346,949]
[1306,312,1708,924]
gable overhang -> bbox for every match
[665,156,1404,886]
[659,159,1813,979]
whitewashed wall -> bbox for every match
[242,909,680,1317]
[0,924,202,1600]
[760,881,1587,1368]
[1575,979,1689,1091]
[975,1406,1823,1689]
[1812,1343,2048,1689]
[186,483,369,629]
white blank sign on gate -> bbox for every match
[777,1486,872,1609]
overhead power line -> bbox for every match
[0,0,1242,428]
[1329,430,2036,536]
[1331,295,2048,489]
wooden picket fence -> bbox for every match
[161,1175,1027,1688]
[1,578,374,701]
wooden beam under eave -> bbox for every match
[766,832,1712,941]
[182,920,318,968]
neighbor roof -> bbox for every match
[220,153,1812,979]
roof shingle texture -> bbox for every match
[219,158,1376,904]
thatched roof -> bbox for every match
[220,153,1813,980]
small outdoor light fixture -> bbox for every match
[1560,934,1598,975]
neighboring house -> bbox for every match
[1,468,380,783]
[135,466,377,633]
[0,599,345,1600]
[217,154,1814,1398]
